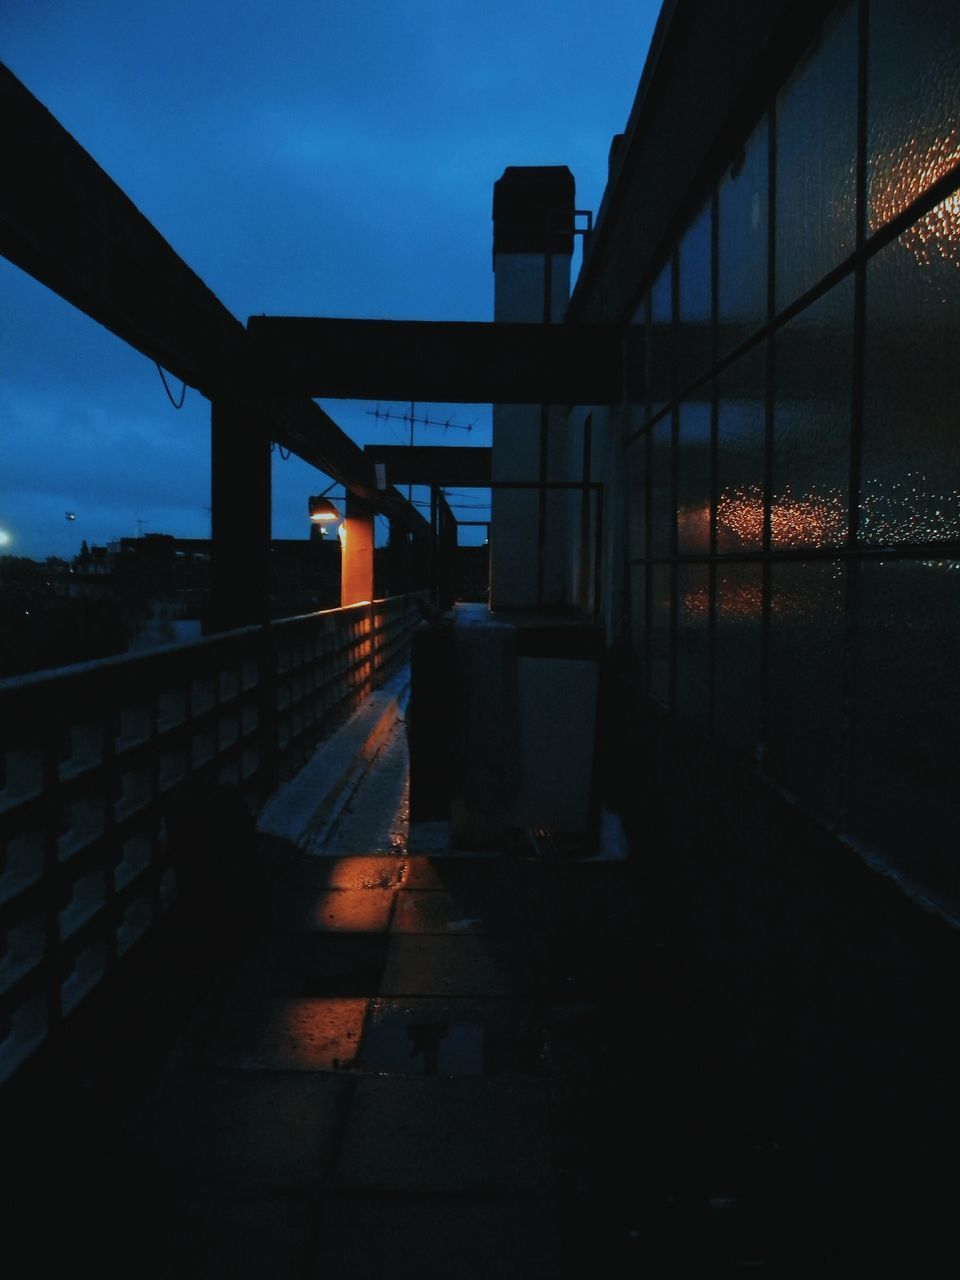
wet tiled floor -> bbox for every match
[3,720,856,1279]
[6,830,832,1279]
[90,837,675,1277]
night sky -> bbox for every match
[1,0,659,559]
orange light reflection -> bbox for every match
[259,997,368,1070]
[870,129,960,270]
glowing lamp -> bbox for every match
[308,495,341,523]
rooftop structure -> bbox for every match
[2,1,959,1271]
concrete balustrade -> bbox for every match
[0,593,424,1084]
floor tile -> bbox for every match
[380,935,530,996]
[311,1194,564,1280]
[392,887,522,935]
[233,931,389,995]
[541,998,631,1074]
[402,854,532,890]
[93,1189,318,1278]
[335,1075,555,1191]
[270,887,395,932]
[529,932,648,996]
[174,994,368,1070]
[112,1070,352,1187]
[525,878,641,935]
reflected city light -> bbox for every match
[713,483,846,548]
[684,574,840,622]
[860,472,960,543]
[706,475,960,551]
[870,129,960,268]
[681,581,711,618]
[675,472,960,619]
[719,580,763,618]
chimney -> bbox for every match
[489,166,575,610]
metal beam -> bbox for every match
[247,317,627,405]
[0,63,245,399]
[267,395,428,533]
[0,64,428,537]
[364,445,492,488]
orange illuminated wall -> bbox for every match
[340,499,375,606]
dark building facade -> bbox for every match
[566,0,960,916]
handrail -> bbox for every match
[0,592,425,1084]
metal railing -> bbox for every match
[0,593,424,1084]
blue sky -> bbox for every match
[1,0,660,558]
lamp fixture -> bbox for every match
[308,495,341,523]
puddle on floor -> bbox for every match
[358,997,545,1076]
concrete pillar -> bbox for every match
[209,403,271,632]
[341,492,375,606]
[490,166,574,611]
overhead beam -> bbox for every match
[364,445,492,488]
[267,395,428,533]
[0,62,246,399]
[0,64,428,536]
[247,317,627,405]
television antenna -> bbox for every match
[366,403,475,435]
